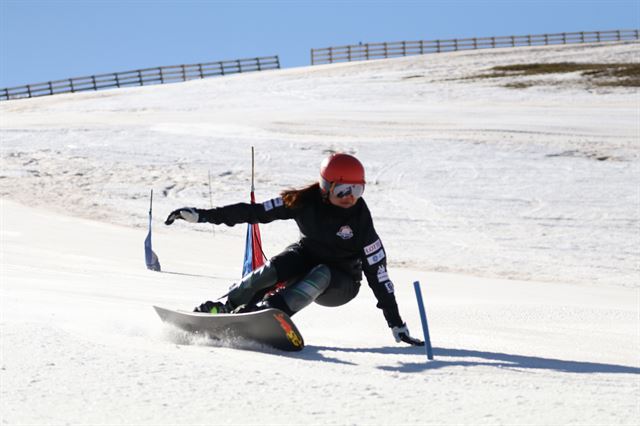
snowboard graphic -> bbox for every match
[154,306,304,352]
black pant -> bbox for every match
[270,243,361,307]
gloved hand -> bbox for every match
[392,323,424,346]
[165,208,200,225]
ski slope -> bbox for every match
[1,41,639,425]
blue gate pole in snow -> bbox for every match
[413,281,434,360]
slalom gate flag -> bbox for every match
[145,189,161,272]
[242,190,266,277]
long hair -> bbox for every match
[280,182,321,209]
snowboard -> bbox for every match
[153,306,304,352]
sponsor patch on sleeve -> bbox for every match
[377,265,389,282]
[384,281,395,294]
[363,239,382,255]
[366,249,386,265]
[264,197,283,211]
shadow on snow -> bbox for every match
[298,345,640,374]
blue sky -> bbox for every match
[1,0,638,88]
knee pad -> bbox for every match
[280,264,331,314]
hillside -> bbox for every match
[1,41,638,425]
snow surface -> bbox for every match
[1,41,639,425]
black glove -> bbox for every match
[391,323,424,346]
[165,208,199,225]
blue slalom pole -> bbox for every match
[413,281,434,360]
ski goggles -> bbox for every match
[331,182,365,199]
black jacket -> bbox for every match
[196,188,403,327]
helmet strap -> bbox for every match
[319,177,332,197]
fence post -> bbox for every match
[402,40,406,56]
[436,39,441,53]
[544,34,549,45]
[26,85,32,98]
[419,40,424,54]
[275,55,281,69]
[115,73,120,88]
[454,39,458,51]
[511,36,515,47]
[329,47,333,63]
[220,62,225,76]
[91,75,97,91]
[562,32,566,44]
[473,38,477,49]
[580,32,585,43]
[366,44,370,59]
[137,70,143,86]
[69,79,75,93]
[311,49,315,65]
[348,45,352,61]
[616,30,621,41]
[237,59,242,73]
[48,81,53,95]
[180,65,186,81]
[528,34,532,46]
[255,58,261,71]
[384,42,388,58]
[160,67,165,84]
[491,37,495,48]
[635,29,639,40]
[596,31,601,42]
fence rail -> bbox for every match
[311,29,639,65]
[1,55,280,101]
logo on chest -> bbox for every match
[336,225,354,240]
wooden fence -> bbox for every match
[0,55,280,101]
[311,29,639,65]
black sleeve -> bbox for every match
[359,207,404,328]
[196,197,296,226]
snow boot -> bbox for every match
[193,300,231,314]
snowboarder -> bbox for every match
[165,153,423,346]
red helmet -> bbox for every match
[319,153,365,194]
